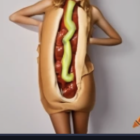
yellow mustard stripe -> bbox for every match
[61,0,76,82]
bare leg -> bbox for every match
[49,111,71,134]
[71,111,90,134]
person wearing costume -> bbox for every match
[9,0,122,134]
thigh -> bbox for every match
[71,111,90,134]
[49,111,71,134]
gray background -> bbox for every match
[0,0,140,133]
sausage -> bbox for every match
[54,0,79,98]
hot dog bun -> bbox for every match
[37,3,94,103]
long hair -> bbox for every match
[52,0,93,41]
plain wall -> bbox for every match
[0,0,140,133]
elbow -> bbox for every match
[9,13,18,22]
[116,37,123,45]
[118,38,123,44]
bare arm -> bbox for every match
[89,6,122,46]
[9,0,52,26]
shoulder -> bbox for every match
[38,0,53,4]
[90,5,102,15]
[90,5,104,23]
[36,0,53,8]
[32,0,53,13]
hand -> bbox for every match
[38,22,43,43]
[88,37,93,45]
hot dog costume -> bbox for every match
[36,0,96,114]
